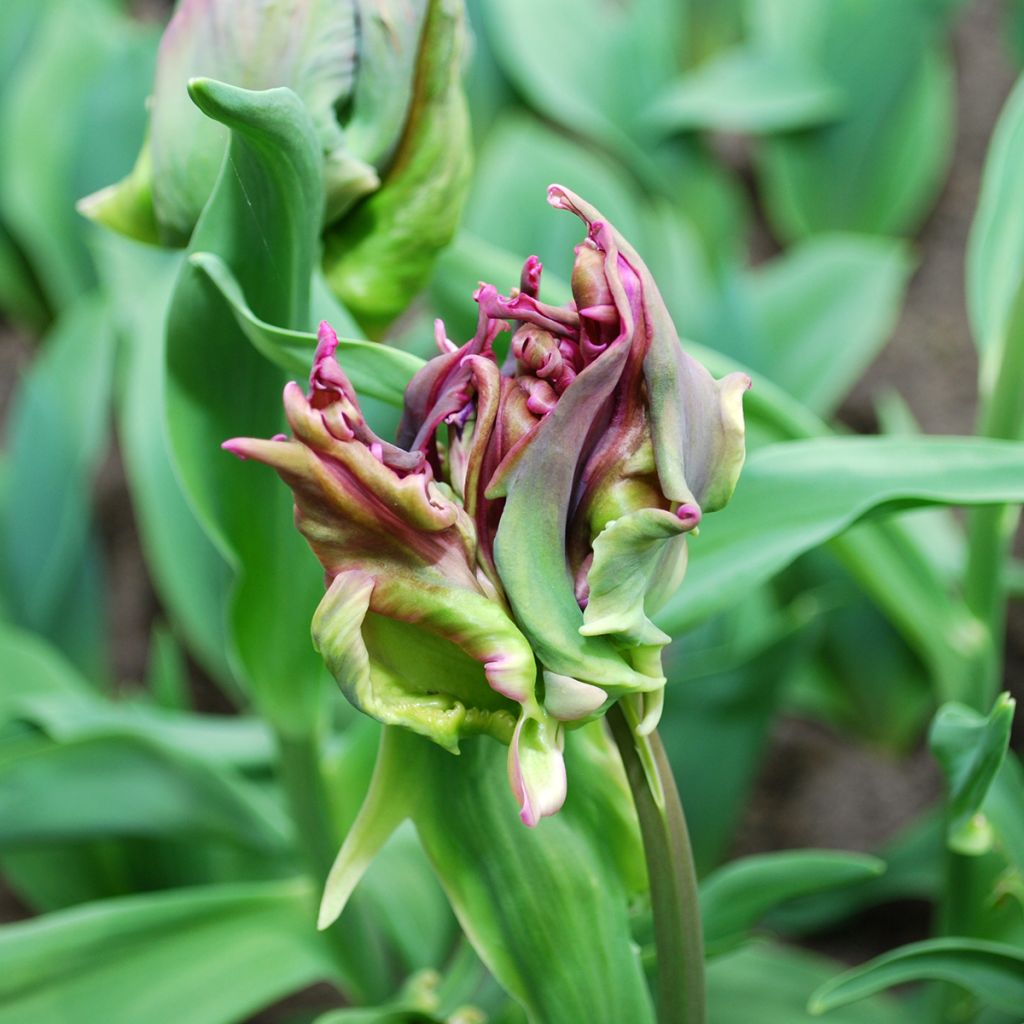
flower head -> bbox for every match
[226,186,748,823]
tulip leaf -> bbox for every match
[329,728,653,1024]
[0,621,274,771]
[708,941,916,1024]
[0,0,156,309]
[701,851,885,958]
[189,251,423,405]
[929,693,1016,855]
[165,80,328,735]
[966,72,1024,356]
[480,0,678,162]
[0,881,337,1024]
[95,234,235,688]
[657,436,1024,634]
[645,46,845,135]
[0,733,289,851]
[411,731,655,1024]
[753,0,955,239]
[808,938,1024,1016]
[744,234,914,416]
[1,295,115,680]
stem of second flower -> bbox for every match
[608,703,706,1024]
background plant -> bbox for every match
[1,1,1024,1022]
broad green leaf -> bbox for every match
[165,80,327,735]
[645,46,844,134]
[707,941,915,1024]
[2,296,115,678]
[745,235,914,416]
[323,727,653,1024]
[94,234,235,688]
[0,732,289,851]
[701,851,884,957]
[412,732,654,1024]
[767,812,944,936]
[966,72,1024,357]
[479,0,679,162]
[0,621,273,773]
[190,251,423,404]
[0,0,156,309]
[809,938,1024,1016]
[929,693,1016,854]
[0,881,337,1024]
[657,436,1024,634]
[753,0,954,239]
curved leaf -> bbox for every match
[709,941,915,1024]
[808,938,1024,1016]
[0,881,336,1024]
[701,850,885,957]
[325,727,653,1024]
[966,71,1024,356]
[657,436,1024,634]
[0,733,289,851]
[95,234,235,688]
[645,47,844,135]
[190,251,423,404]
[754,0,954,238]
[929,693,1016,854]
[165,79,327,735]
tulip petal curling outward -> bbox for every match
[226,186,748,825]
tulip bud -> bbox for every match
[225,323,564,824]
[82,0,470,329]
[228,187,748,822]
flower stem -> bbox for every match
[963,293,1024,710]
[608,704,705,1024]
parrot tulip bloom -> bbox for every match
[226,185,748,824]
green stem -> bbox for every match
[275,728,391,1003]
[963,286,1024,710]
[608,704,705,1024]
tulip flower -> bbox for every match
[225,185,748,824]
[82,0,470,329]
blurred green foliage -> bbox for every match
[1,1,1023,1023]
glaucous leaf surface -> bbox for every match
[753,0,955,239]
[644,45,844,134]
[0,881,336,1024]
[742,234,913,416]
[0,0,156,310]
[809,938,1024,1016]
[2,296,115,679]
[165,80,328,735]
[700,850,884,957]
[967,72,1024,358]
[707,940,915,1024]
[94,234,235,688]
[657,437,1024,633]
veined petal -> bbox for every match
[580,508,690,648]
